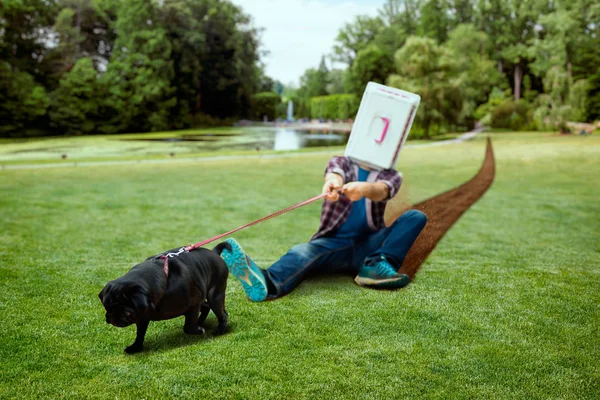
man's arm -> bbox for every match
[342,181,389,202]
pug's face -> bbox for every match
[98,283,152,328]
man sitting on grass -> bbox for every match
[220,156,428,301]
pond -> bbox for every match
[122,127,350,152]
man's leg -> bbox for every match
[352,210,427,288]
[363,209,428,268]
[264,237,353,298]
[221,237,353,301]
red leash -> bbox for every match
[160,190,338,276]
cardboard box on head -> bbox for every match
[344,82,421,171]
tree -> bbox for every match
[297,56,329,99]
[388,36,460,138]
[332,15,382,66]
[417,0,450,43]
[191,0,263,119]
[449,0,474,26]
[499,0,551,101]
[445,24,500,127]
[49,57,103,135]
[326,69,347,95]
[45,0,116,83]
[0,0,56,75]
[534,66,588,132]
[0,61,50,136]
[347,45,394,97]
[373,0,420,60]
[378,0,420,33]
[252,92,280,121]
[99,0,176,132]
[272,80,284,96]
[474,0,511,74]
[50,7,86,75]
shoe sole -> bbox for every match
[221,239,267,302]
[354,274,410,289]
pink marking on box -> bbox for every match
[377,88,409,99]
[375,117,390,143]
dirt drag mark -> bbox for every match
[399,137,496,278]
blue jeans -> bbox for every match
[263,210,427,297]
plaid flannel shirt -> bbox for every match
[311,156,402,240]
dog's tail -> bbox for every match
[213,241,232,256]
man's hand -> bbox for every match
[342,182,369,201]
[322,173,343,201]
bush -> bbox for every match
[0,61,50,137]
[310,94,358,120]
[253,92,281,121]
[490,100,534,131]
[49,58,103,135]
[189,113,238,128]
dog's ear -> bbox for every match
[98,284,109,303]
[129,286,153,313]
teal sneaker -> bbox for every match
[220,238,268,302]
[354,255,410,289]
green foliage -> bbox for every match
[0,62,50,136]
[325,69,347,95]
[99,0,177,132]
[298,56,330,100]
[388,36,460,138]
[417,0,450,43]
[533,66,589,132]
[0,0,56,75]
[444,24,501,128]
[2,0,600,136]
[475,87,535,131]
[253,92,281,121]
[50,7,86,76]
[347,45,394,97]
[490,100,534,131]
[0,0,266,137]
[310,94,358,120]
[332,15,382,66]
[49,57,102,135]
[585,69,600,121]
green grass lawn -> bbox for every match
[0,132,598,399]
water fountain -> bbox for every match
[287,100,294,122]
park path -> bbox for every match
[400,136,495,278]
[1,128,485,171]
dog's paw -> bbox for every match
[125,344,143,354]
[214,326,227,336]
[184,326,205,335]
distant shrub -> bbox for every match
[189,113,237,128]
[253,92,281,121]
[490,100,534,131]
[310,94,358,120]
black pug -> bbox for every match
[99,242,231,354]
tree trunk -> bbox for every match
[567,47,573,79]
[423,119,431,140]
[195,93,201,113]
[514,63,523,101]
[498,59,503,74]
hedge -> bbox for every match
[253,92,281,121]
[310,94,359,120]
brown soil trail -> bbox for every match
[399,137,496,278]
